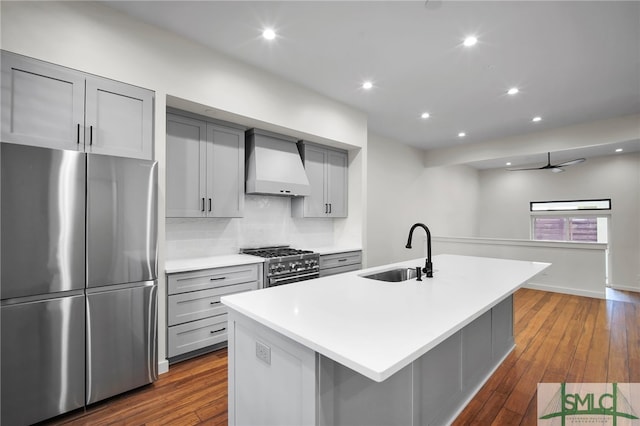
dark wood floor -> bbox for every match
[45,288,639,425]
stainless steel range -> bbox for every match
[241,246,320,288]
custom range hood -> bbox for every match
[245,129,310,196]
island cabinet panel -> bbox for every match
[416,331,463,426]
[461,309,493,389]
[226,293,516,426]
[227,310,317,426]
[319,250,362,277]
[1,50,154,160]
[492,295,515,357]
[318,357,413,426]
[166,264,259,362]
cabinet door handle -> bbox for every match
[201,198,205,212]
[210,277,226,281]
[77,124,81,144]
[210,327,226,334]
[89,125,93,146]
[208,198,212,212]
[329,203,332,214]
[325,203,328,214]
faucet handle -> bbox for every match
[423,260,433,278]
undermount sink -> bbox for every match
[360,267,418,282]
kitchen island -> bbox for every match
[221,254,550,426]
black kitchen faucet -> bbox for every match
[405,223,433,278]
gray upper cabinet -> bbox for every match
[84,76,153,159]
[166,111,244,218]
[1,51,153,160]
[292,142,348,218]
[1,52,85,151]
[206,123,244,217]
[166,113,207,217]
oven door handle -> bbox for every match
[270,271,319,285]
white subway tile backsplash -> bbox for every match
[166,195,333,259]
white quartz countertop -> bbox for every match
[165,254,264,274]
[222,254,550,382]
[309,246,362,255]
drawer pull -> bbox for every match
[338,258,348,262]
[210,301,220,305]
[210,327,226,334]
[210,277,226,281]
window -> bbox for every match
[531,199,609,243]
[532,217,600,242]
[530,199,611,212]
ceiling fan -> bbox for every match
[506,152,586,173]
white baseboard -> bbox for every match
[609,283,640,293]
[158,359,169,375]
[524,282,605,299]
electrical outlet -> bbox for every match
[256,341,271,365]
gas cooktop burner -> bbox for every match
[240,246,320,288]
[241,246,315,259]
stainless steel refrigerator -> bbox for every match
[1,142,158,425]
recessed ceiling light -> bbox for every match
[507,87,519,95]
[615,148,623,153]
[421,112,430,119]
[362,81,373,90]
[458,132,466,138]
[506,162,512,166]
[262,28,276,40]
[532,116,542,122]
[463,36,478,47]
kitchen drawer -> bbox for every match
[167,264,258,295]
[168,314,228,358]
[320,250,362,269]
[320,263,362,278]
[167,281,257,326]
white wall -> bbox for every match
[0,1,367,366]
[476,152,640,291]
[434,237,608,299]
[366,133,479,267]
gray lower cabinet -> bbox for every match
[166,111,245,218]
[1,50,154,160]
[292,142,348,218]
[319,250,362,277]
[166,263,260,361]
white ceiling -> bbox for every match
[103,1,640,166]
